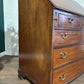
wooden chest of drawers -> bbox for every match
[19,0,84,84]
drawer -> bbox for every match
[58,13,81,28]
[53,45,84,68]
[53,30,82,46]
[53,59,84,84]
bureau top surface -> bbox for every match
[49,0,84,16]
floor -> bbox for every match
[0,56,84,84]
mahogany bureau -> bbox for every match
[18,0,84,84]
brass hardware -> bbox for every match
[60,33,68,39]
[60,52,67,59]
[68,18,71,20]
[71,18,74,21]
[68,18,74,23]
[54,18,58,21]
[59,73,66,80]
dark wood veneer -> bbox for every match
[53,45,84,68]
[58,13,81,28]
[53,30,82,46]
[53,9,84,29]
[19,0,84,84]
[19,0,53,84]
[53,58,84,84]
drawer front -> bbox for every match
[58,14,81,28]
[53,45,84,68]
[53,30,82,46]
[53,59,84,84]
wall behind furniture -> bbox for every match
[50,0,84,15]
[0,0,5,53]
[3,0,18,56]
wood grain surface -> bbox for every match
[53,45,84,68]
[19,0,53,84]
[53,30,82,46]
[19,0,84,84]
[58,13,81,28]
[53,58,84,84]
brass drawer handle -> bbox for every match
[60,52,67,59]
[54,18,58,21]
[68,18,74,23]
[60,33,68,39]
[59,73,66,80]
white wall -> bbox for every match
[50,0,84,15]
[3,0,18,56]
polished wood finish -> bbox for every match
[53,30,82,46]
[53,45,84,68]
[53,58,84,84]
[19,0,53,84]
[58,14,81,28]
[53,10,84,30]
[53,12,58,27]
[19,0,84,84]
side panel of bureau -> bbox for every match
[19,0,53,84]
